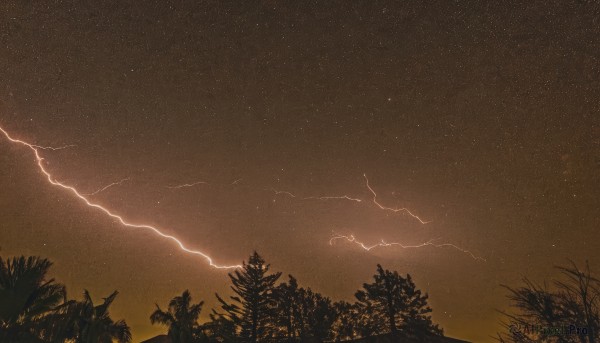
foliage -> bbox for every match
[65,290,132,343]
[330,301,360,342]
[0,256,130,343]
[215,252,282,342]
[150,290,207,343]
[0,256,66,342]
[355,264,442,339]
[273,275,336,342]
[2,254,449,343]
[497,261,600,343]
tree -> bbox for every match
[498,261,600,343]
[297,288,336,341]
[204,314,238,343]
[215,252,281,342]
[0,256,67,342]
[355,264,442,339]
[274,276,337,342]
[273,275,301,341]
[330,301,359,342]
[354,298,385,338]
[66,290,132,343]
[150,290,207,343]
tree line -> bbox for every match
[151,252,442,342]
[0,252,442,342]
[0,256,130,342]
[4,251,597,342]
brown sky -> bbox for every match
[1,1,599,342]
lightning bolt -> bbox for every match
[303,195,362,202]
[270,188,297,198]
[270,176,429,224]
[363,174,431,224]
[0,126,242,269]
[84,177,130,196]
[167,181,208,189]
[329,233,485,262]
[267,188,362,203]
[32,144,77,151]
[167,178,243,190]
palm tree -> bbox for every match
[0,256,66,342]
[67,290,132,343]
[150,290,205,343]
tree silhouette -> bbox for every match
[204,314,238,343]
[330,301,359,342]
[1,254,456,343]
[498,261,600,343]
[0,256,66,342]
[298,288,336,341]
[273,275,301,341]
[65,290,132,343]
[274,275,336,342]
[215,252,281,342]
[355,264,442,339]
[151,290,207,343]
[354,298,385,338]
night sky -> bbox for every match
[1,1,599,342]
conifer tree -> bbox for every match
[355,264,442,339]
[274,275,336,342]
[273,275,301,341]
[215,252,281,343]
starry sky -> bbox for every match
[0,1,599,342]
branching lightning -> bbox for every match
[170,176,427,229]
[0,126,242,269]
[32,144,77,151]
[363,174,431,224]
[2,124,478,267]
[329,233,485,262]
[269,176,429,224]
[85,177,130,196]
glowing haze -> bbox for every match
[0,126,242,269]
[2,125,466,268]
[1,2,598,342]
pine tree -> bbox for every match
[355,264,442,339]
[274,275,337,342]
[299,288,336,342]
[215,252,281,343]
[273,275,301,341]
[331,301,359,342]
